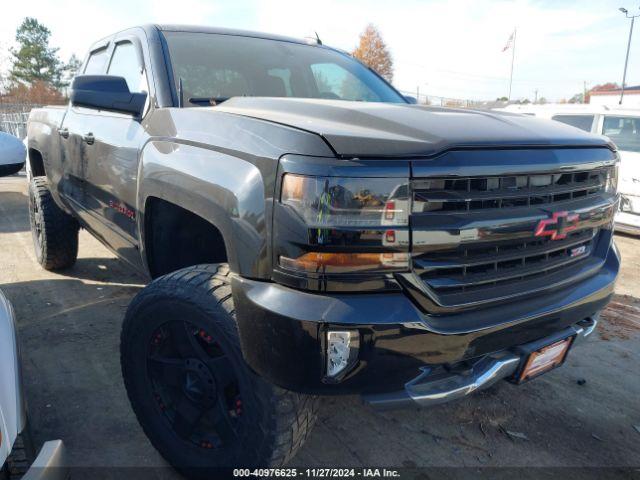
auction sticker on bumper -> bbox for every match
[519,337,573,382]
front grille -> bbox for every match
[413,168,610,213]
[414,228,597,299]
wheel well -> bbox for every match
[28,149,46,177]
[144,197,228,278]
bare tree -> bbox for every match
[352,24,394,83]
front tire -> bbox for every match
[120,264,319,478]
[28,177,79,270]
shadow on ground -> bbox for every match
[0,191,29,233]
[4,268,639,471]
[52,256,147,283]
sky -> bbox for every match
[0,0,638,102]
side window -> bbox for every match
[602,116,640,152]
[310,63,381,102]
[107,42,146,93]
[551,114,594,132]
[84,48,109,74]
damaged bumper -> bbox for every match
[362,317,598,409]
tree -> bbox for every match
[569,93,584,104]
[61,53,82,88]
[585,83,620,103]
[590,82,620,92]
[352,24,394,83]
[5,80,65,105]
[9,17,64,88]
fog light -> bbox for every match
[326,330,359,379]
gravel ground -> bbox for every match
[0,174,638,479]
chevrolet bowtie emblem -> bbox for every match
[534,211,579,241]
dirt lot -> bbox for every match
[0,174,639,478]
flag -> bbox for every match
[502,30,515,52]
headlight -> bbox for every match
[605,164,619,194]
[277,174,410,275]
[281,174,409,228]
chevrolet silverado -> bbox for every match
[25,24,620,477]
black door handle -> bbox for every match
[57,128,69,139]
[83,133,95,145]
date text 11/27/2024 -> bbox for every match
[233,468,401,477]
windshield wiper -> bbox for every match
[188,97,230,106]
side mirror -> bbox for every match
[404,96,418,105]
[0,132,26,177]
[70,75,147,117]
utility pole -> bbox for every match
[619,7,639,105]
[534,89,539,103]
[508,29,517,101]
[583,81,588,103]
[416,86,420,104]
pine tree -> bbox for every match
[352,24,394,83]
[9,17,64,88]
[61,53,83,88]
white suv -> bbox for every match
[495,104,640,234]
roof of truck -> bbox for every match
[155,24,315,46]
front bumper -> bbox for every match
[363,317,598,409]
[615,194,640,235]
[615,212,640,235]
[21,440,68,480]
[232,243,619,396]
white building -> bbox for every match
[589,86,640,108]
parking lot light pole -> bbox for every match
[619,7,639,105]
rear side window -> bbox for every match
[84,48,109,74]
[108,42,146,93]
[551,114,594,132]
[603,116,640,152]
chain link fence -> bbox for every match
[398,90,496,109]
[0,111,30,139]
[0,103,38,139]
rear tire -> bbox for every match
[120,264,319,478]
[28,177,79,270]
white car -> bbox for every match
[0,290,67,480]
[494,104,640,234]
[0,133,68,480]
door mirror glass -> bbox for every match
[0,132,26,177]
[70,75,147,116]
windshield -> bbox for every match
[162,31,406,106]
[602,116,640,153]
[551,114,594,133]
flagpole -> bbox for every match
[508,28,517,100]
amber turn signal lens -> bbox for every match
[279,252,409,273]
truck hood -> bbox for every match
[215,97,612,158]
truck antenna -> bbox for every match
[178,78,184,108]
[315,31,322,45]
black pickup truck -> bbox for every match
[25,24,619,476]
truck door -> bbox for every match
[79,37,150,269]
[59,45,111,208]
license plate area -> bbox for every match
[512,333,576,384]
